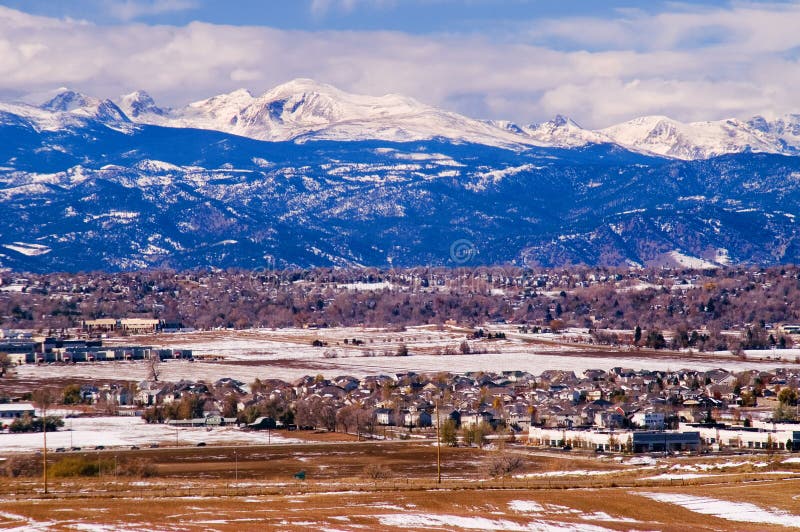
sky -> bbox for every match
[0,0,798,128]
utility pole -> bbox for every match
[436,399,441,484]
[42,401,48,494]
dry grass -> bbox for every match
[2,441,799,530]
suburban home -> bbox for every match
[401,408,432,428]
[0,403,36,420]
[375,408,395,426]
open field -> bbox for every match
[13,325,800,385]
[2,440,800,530]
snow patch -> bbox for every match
[2,242,51,256]
[636,492,800,527]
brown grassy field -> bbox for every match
[2,440,800,531]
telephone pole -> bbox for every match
[436,399,441,484]
[42,402,48,494]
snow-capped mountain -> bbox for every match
[117,90,166,118]
[520,115,611,148]
[41,89,129,123]
[0,79,796,159]
[599,115,789,160]
[106,79,800,160]
[2,82,800,271]
[122,78,541,148]
[0,88,129,132]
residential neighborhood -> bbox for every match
[7,364,796,455]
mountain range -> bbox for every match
[1,79,800,272]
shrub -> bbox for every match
[363,464,391,480]
[487,455,525,478]
[118,458,157,477]
[3,455,41,477]
[9,414,63,433]
[50,456,114,478]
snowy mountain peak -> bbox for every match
[550,114,579,128]
[39,89,129,124]
[40,89,93,112]
[132,79,535,147]
[118,90,165,118]
[599,115,785,160]
[522,115,609,148]
[263,78,342,99]
[10,80,800,159]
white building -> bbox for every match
[631,411,665,430]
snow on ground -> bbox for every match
[1,242,51,256]
[666,251,719,269]
[669,461,768,472]
[0,416,299,452]
[644,473,710,480]
[15,349,800,384]
[376,513,613,531]
[514,469,623,479]
[508,500,640,524]
[14,326,800,383]
[508,501,545,513]
[636,492,800,527]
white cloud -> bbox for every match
[309,0,396,16]
[0,3,799,128]
[106,0,198,22]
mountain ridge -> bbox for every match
[1,80,800,272]
[5,79,800,159]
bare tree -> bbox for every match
[487,454,524,478]
[147,355,161,382]
[0,353,11,377]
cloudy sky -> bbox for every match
[0,0,798,128]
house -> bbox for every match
[136,380,163,406]
[375,408,395,426]
[460,411,494,428]
[0,403,35,420]
[631,411,665,430]
[247,416,277,430]
[432,409,461,429]
[401,409,432,428]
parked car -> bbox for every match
[196,442,206,447]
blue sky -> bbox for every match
[0,1,734,32]
[0,1,798,127]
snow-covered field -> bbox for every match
[0,416,299,452]
[377,512,615,531]
[13,325,800,383]
[16,348,800,384]
[636,492,800,528]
